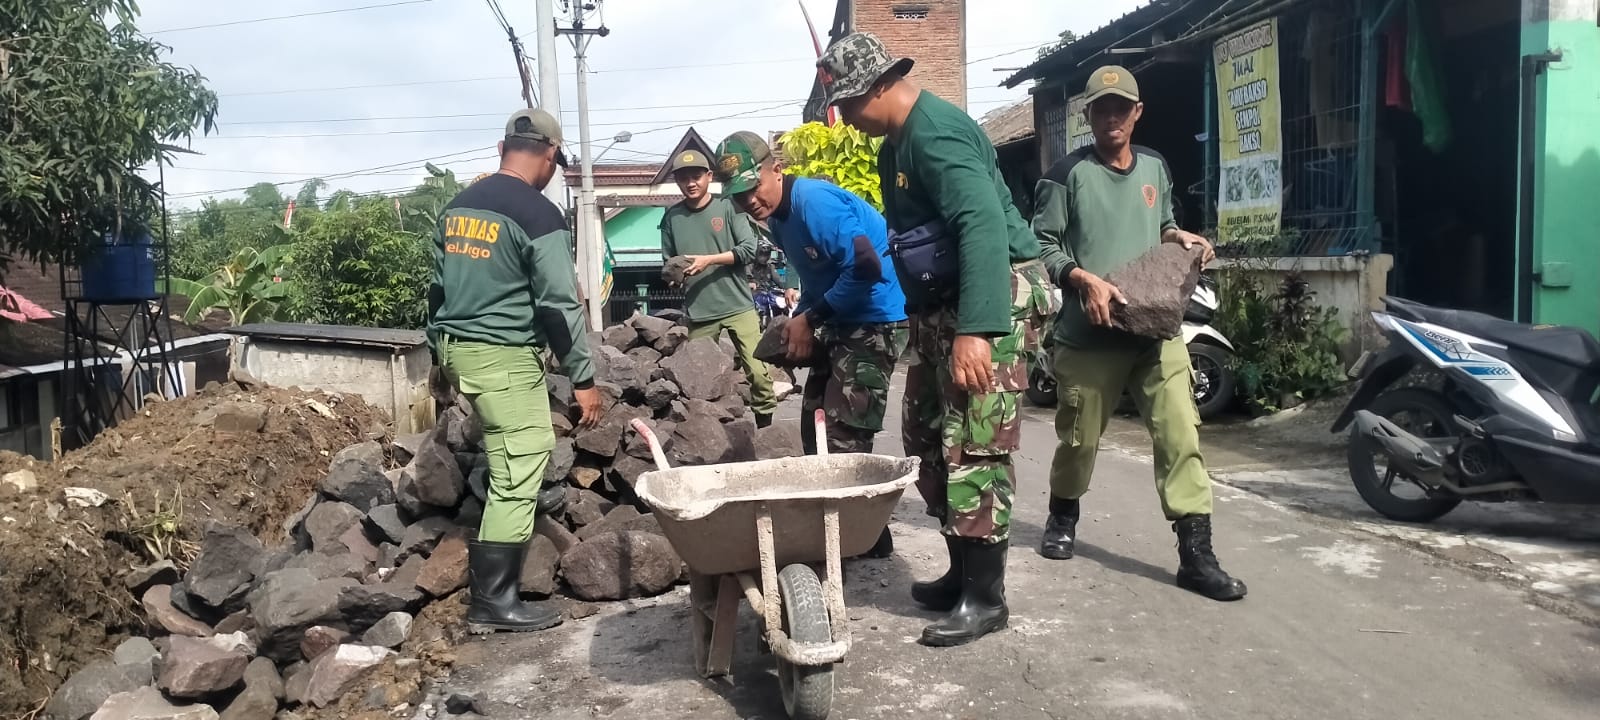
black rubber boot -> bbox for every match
[1173,515,1248,601]
[863,526,894,558]
[919,539,1009,647]
[755,412,773,429]
[466,540,564,634]
[1040,496,1080,560]
[910,534,963,611]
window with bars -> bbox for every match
[892,5,929,20]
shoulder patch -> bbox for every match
[1043,146,1096,184]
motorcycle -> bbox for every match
[1329,296,1600,522]
[1025,274,1237,422]
[753,285,790,330]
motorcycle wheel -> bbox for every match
[1346,388,1464,523]
[1026,366,1057,407]
[1189,343,1236,421]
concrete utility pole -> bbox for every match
[557,2,610,330]
[534,0,565,207]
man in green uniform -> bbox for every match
[822,32,1059,647]
[660,149,777,427]
[1031,67,1247,601]
[428,108,604,634]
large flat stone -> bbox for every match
[304,502,365,556]
[668,415,733,466]
[408,429,465,508]
[415,532,469,597]
[157,635,249,699]
[1102,242,1205,340]
[185,523,264,613]
[88,686,218,720]
[660,337,734,400]
[518,535,561,597]
[559,531,682,601]
[302,645,393,708]
[247,569,356,662]
[46,660,149,720]
[320,457,394,512]
[142,585,213,638]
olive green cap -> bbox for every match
[504,108,569,167]
[668,149,711,173]
[1083,65,1140,104]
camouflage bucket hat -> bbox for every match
[819,32,914,106]
[713,131,772,197]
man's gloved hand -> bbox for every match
[537,481,568,519]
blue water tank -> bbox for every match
[80,231,157,302]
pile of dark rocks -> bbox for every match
[44,312,805,720]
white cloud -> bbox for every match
[135,0,1149,206]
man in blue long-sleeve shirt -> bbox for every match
[716,130,908,556]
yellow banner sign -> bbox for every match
[1214,18,1283,245]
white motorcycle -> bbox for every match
[1025,274,1237,421]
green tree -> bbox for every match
[0,0,219,271]
[778,122,884,210]
[163,244,294,325]
[289,201,429,329]
[399,162,464,230]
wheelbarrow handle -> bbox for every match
[628,418,673,471]
[814,408,828,457]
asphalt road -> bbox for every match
[442,379,1600,720]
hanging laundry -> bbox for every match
[1406,0,1454,152]
[1384,20,1412,110]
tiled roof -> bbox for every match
[980,98,1035,148]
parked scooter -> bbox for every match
[1025,274,1237,421]
[1330,296,1600,522]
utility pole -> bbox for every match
[534,0,565,207]
[557,1,609,330]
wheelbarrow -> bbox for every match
[628,411,918,720]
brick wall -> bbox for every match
[851,0,966,110]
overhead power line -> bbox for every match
[167,145,496,199]
[146,1,435,35]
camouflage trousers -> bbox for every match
[801,321,910,455]
[903,261,1059,543]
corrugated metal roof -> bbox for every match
[227,323,426,349]
[1001,0,1188,89]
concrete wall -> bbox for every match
[232,338,436,434]
[1521,0,1600,334]
[851,0,966,109]
[1215,253,1394,363]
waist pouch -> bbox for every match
[890,220,958,298]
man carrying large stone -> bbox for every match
[660,148,778,428]
[715,130,908,558]
[821,32,1059,646]
[1030,66,1246,602]
[428,108,604,634]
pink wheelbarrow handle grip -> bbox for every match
[629,418,673,471]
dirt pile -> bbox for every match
[0,382,387,718]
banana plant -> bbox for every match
[161,244,294,325]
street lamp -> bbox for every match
[592,131,632,163]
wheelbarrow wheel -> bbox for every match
[776,563,833,720]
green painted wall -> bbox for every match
[605,207,667,266]
[1523,6,1600,333]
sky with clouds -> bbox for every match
[136,0,1148,208]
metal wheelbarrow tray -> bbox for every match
[628,413,918,720]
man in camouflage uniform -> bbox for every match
[822,32,1058,647]
[714,130,909,557]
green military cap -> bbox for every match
[668,149,711,173]
[1084,65,1141,104]
[818,31,914,106]
[504,108,569,167]
[712,131,772,197]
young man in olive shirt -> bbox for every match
[429,108,604,634]
[1032,66,1247,602]
[822,32,1059,647]
[659,149,778,427]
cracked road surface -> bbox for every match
[447,382,1600,719]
